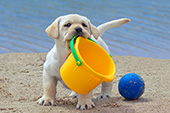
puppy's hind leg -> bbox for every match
[97,81,113,99]
[37,72,57,106]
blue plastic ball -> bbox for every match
[118,73,145,100]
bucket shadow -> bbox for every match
[123,97,152,103]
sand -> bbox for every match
[0,53,170,113]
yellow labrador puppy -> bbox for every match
[37,14,130,110]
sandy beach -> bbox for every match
[0,53,170,113]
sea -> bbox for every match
[0,0,170,59]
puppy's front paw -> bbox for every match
[37,96,56,106]
[97,93,112,99]
[76,99,95,110]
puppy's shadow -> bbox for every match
[55,96,77,107]
[93,96,151,107]
[93,96,122,107]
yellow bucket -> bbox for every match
[60,36,116,94]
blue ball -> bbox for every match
[118,73,145,100]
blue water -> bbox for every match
[0,0,170,59]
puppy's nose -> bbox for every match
[75,27,82,33]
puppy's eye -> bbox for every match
[64,23,71,27]
[82,23,87,27]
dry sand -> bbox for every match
[0,53,170,113]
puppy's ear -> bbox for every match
[89,24,100,39]
[86,18,100,39]
[45,17,61,39]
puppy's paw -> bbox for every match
[37,96,56,106]
[76,99,95,110]
[97,93,112,99]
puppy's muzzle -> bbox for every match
[75,27,83,36]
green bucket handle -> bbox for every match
[70,36,82,66]
[70,36,111,66]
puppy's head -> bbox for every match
[45,14,99,43]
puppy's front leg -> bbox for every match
[98,81,113,99]
[37,71,57,106]
[76,92,95,110]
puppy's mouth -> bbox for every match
[66,34,88,49]
[65,29,90,49]
[65,33,84,41]
[66,36,78,50]
[75,32,83,37]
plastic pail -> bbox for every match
[60,36,116,94]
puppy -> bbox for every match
[37,14,130,110]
